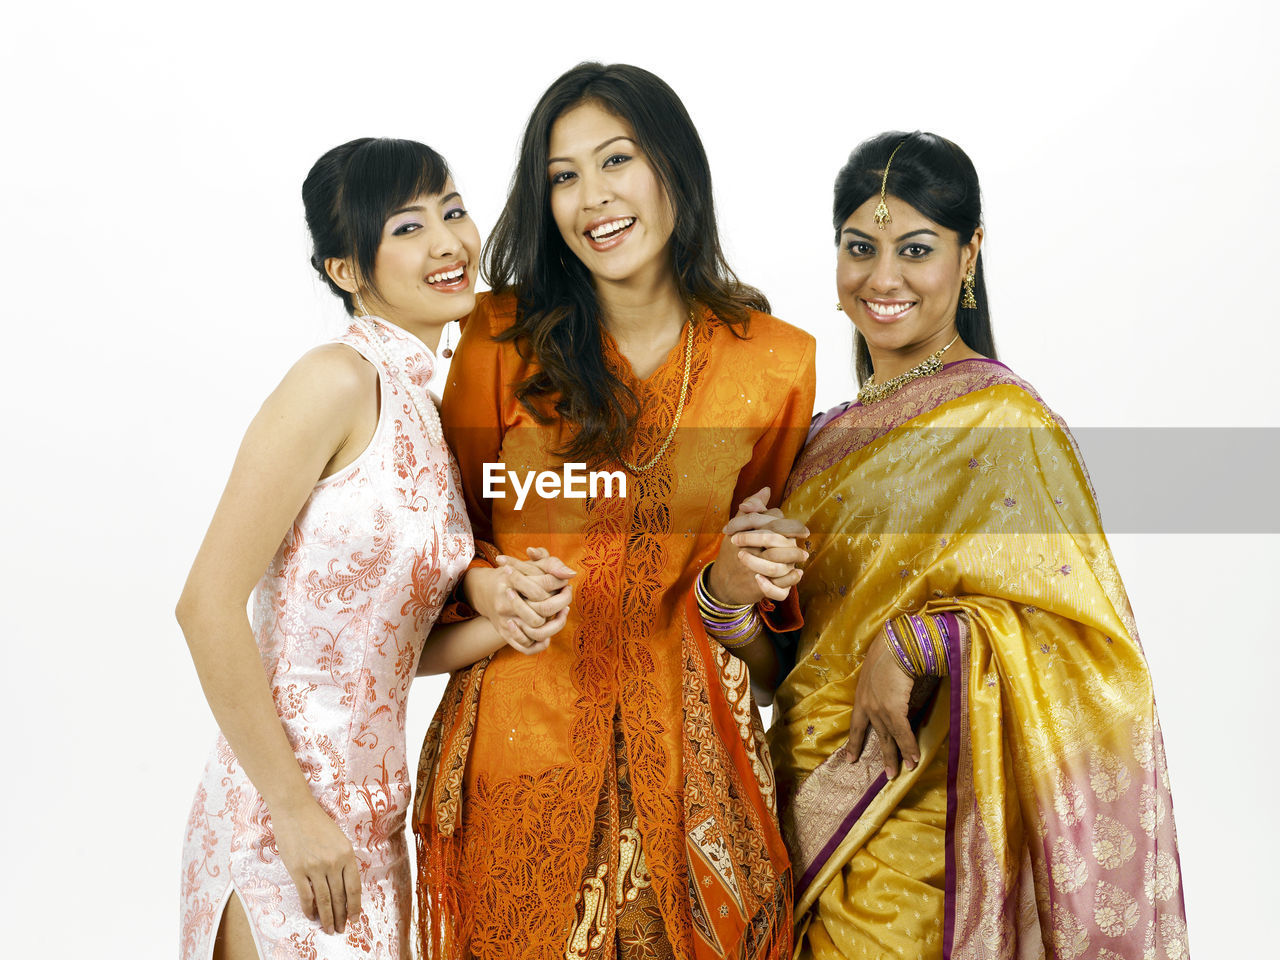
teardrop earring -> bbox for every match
[440,320,455,359]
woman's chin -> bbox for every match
[859,329,917,355]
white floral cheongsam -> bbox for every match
[180,316,473,960]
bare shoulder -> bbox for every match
[271,342,378,412]
[237,343,380,465]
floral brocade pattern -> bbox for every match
[773,364,1187,959]
[789,360,1068,497]
[179,318,472,960]
[679,602,791,958]
[417,292,814,960]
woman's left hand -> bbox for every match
[492,547,576,654]
[847,638,919,779]
[707,486,810,604]
[461,550,574,653]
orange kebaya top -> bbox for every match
[420,290,815,960]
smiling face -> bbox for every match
[546,100,676,291]
[338,181,481,339]
[836,193,982,375]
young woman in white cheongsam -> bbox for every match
[176,138,574,960]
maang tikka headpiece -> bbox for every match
[873,139,908,230]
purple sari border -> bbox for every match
[942,357,1009,372]
[941,610,962,960]
[796,770,889,893]
[784,360,1041,497]
[838,359,1011,414]
[805,400,855,444]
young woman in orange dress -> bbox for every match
[414,63,816,960]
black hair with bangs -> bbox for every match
[302,137,451,314]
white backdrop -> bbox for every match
[2,1,1275,955]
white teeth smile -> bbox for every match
[427,266,465,284]
[864,300,914,317]
[589,217,635,240]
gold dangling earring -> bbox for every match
[440,320,454,359]
[836,302,844,312]
[961,269,977,310]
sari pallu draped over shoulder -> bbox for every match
[770,360,1187,960]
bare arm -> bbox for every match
[416,583,572,674]
[176,344,375,935]
[417,550,577,675]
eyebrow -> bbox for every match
[388,192,461,217]
[547,136,634,165]
[842,227,939,242]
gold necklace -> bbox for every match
[620,304,696,473]
[857,334,960,405]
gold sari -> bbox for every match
[771,360,1187,959]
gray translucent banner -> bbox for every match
[1073,428,1279,534]
[447,427,1280,535]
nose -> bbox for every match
[427,219,462,259]
[578,166,613,210]
[867,253,901,294]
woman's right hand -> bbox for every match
[271,798,361,935]
[847,637,919,779]
[709,487,810,604]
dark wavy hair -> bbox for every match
[302,137,450,314]
[484,61,768,466]
[833,131,996,384]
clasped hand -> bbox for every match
[466,547,576,654]
[706,486,809,605]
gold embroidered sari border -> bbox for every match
[789,682,952,920]
[785,360,1036,496]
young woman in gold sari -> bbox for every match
[769,132,1188,959]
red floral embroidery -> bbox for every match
[180,318,472,958]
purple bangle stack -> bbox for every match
[883,618,917,676]
[695,565,762,650]
[882,611,952,678]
